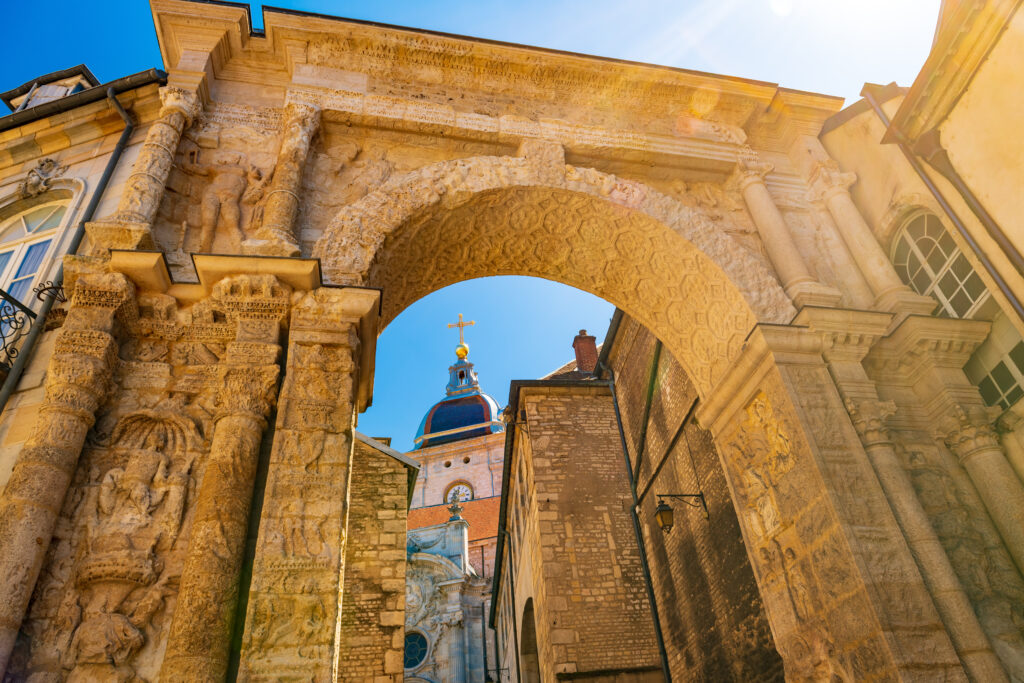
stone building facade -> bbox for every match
[0,0,1021,680]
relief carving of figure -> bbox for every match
[181,150,265,252]
[44,410,201,682]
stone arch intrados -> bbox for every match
[314,154,796,397]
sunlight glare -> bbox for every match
[769,0,794,16]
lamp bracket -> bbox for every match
[657,492,709,520]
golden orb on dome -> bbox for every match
[455,343,469,359]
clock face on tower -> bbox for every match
[445,483,474,503]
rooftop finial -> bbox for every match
[447,313,475,359]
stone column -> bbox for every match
[87,87,201,253]
[698,324,967,681]
[806,161,934,315]
[242,100,321,257]
[239,287,379,680]
[943,406,1024,574]
[0,273,134,674]
[996,416,1024,484]
[866,315,1024,577]
[795,307,1005,681]
[159,276,288,681]
[733,156,841,308]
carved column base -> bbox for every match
[786,280,843,309]
[84,220,157,257]
[241,237,301,258]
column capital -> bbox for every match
[805,160,857,204]
[845,398,897,446]
[158,86,201,126]
[733,155,774,191]
[941,405,1001,464]
[214,363,280,426]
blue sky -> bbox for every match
[1,0,941,450]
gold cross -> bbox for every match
[447,313,475,345]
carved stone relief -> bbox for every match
[18,158,69,199]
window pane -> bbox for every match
[6,278,33,304]
[978,377,1001,406]
[992,362,1016,391]
[950,289,972,318]
[33,206,65,232]
[937,230,956,255]
[938,271,959,297]
[964,272,986,300]
[912,269,932,294]
[1007,386,1024,407]
[951,254,972,280]
[0,251,12,281]
[926,243,948,273]
[893,238,910,268]
[1010,342,1024,373]
[14,240,51,279]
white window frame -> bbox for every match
[0,200,68,310]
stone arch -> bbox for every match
[315,153,795,396]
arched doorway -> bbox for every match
[520,599,541,683]
[314,151,964,680]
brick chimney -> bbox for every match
[572,329,598,374]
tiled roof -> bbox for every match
[407,495,500,542]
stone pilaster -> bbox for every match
[796,307,1005,682]
[87,87,201,254]
[806,161,934,315]
[239,287,379,680]
[0,273,135,674]
[866,315,1024,577]
[698,324,967,681]
[733,154,841,308]
[159,275,289,681]
[242,100,321,257]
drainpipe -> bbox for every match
[600,362,673,683]
[0,87,135,415]
[863,86,1024,321]
[481,603,489,682]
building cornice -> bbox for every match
[887,0,1023,143]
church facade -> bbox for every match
[0,0,1022,680]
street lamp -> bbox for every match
[654,493,708,533]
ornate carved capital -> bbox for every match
[214,364,280,425]
[733,150,774,191]
[844,398,896,446]
[941,405,1001,464]
[158,86,201,126]
[282,99,322,129]
[805,160,856,204]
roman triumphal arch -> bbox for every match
[1,1,1024,681]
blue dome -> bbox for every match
[414,355,504,449]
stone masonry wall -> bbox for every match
[607,315,784,682]
[521,385,661,678]
[337,439,410,681]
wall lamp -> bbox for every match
[654,493,708,533]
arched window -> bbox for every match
[891,210,1024,411]
[891,212,990,318]
[0,201,67,305]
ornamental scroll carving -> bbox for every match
[18,158,69,198]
